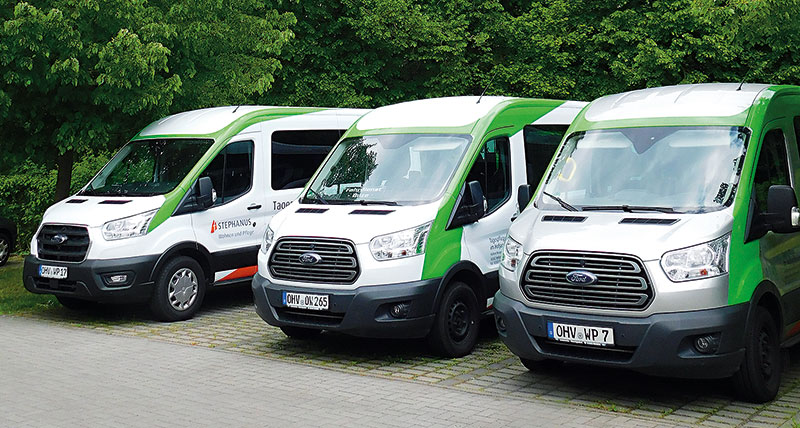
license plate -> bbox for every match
[282,291,329,311]
[39,265,68,280]
[547,321,614,347]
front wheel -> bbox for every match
[149,256,206,322]
[426,281,480,358]
[732,307,782,403]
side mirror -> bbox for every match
[765,185,800,233]
[517,184,532,212]
[196,176,216,209]
[448,181,486,229]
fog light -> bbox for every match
[102,272,132,287]
[694,333,721,354]
[495,314,507,333]
[389,303,410,319]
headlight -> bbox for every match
[661,234,729,282]
[101,210,158,241]
[260,226,274,254]
[370,222,432,261]
[501,236,523,271]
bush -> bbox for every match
[0,152,111,253]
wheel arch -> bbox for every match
[150,242,213,283]
[435,261,489,310]
[748,280,784,334]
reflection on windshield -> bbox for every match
[82,139,213,197]
[540,126,749,213]
[304,134,472,205]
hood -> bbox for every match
[509,207,734,262]
[270,201,441,245]
[41,195,166,228]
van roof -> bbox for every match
[351,96,587,136]
[137,106,370,138]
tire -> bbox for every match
[56,296,97,311]
[280,326,322,339]
[732,306,782,403]
[426,281,480,358]
[0,233,10,267]
[149,256,206,322]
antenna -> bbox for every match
[737,67,753,91]
[232,105,241,113]
[476,69,500,104]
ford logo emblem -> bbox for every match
[52,234,68,245]
[566,270,598,285]
[299,252,322,266]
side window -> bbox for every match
[523,125,568,187]
[200,141,254,205]
[272,130,344,190]
[794,117,800,156]
[465,137,511,214]
[753,129,790,211]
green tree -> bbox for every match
[0,0,294,201]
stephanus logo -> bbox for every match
[210,218,253,235]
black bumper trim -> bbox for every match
[493,291,748,379]
[23,254,158,304]
[252,274,441,339]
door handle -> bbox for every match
[247,204,262,210]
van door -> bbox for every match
[192,138,265,283]
[460,136,515,281]
[752,124,800,326]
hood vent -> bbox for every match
[99,200,131,205]
[296,208,329,214]
[349,209,394,215]
[541,215,586,223]
[65,199,87,204]
[620,218,678,225]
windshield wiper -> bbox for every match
[581,205,677,214]
[542,191,578,212]
[356,200,399,206]
[304,188,329,205]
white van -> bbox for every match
[23,106,368,321]
[252,96,586,356]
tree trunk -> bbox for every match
[54,150,74,202]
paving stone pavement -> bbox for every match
[1,316,683,428]
[13,285,800,427]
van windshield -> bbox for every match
[539,126,749,213]
[303,134,472,205]
[81,139,214,196]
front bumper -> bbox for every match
[23,255,158,304]
[493,291,749,379]
[252,273,441,339]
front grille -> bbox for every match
[37,224,90,263]
[521,251,653,310]
[31,277,80,292]
[534,337,636,363]
[269,237,359,284]
[275,308,344,327]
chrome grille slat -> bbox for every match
[521,251,653,311]
[36,224,90,263]
[269,237,360,284]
